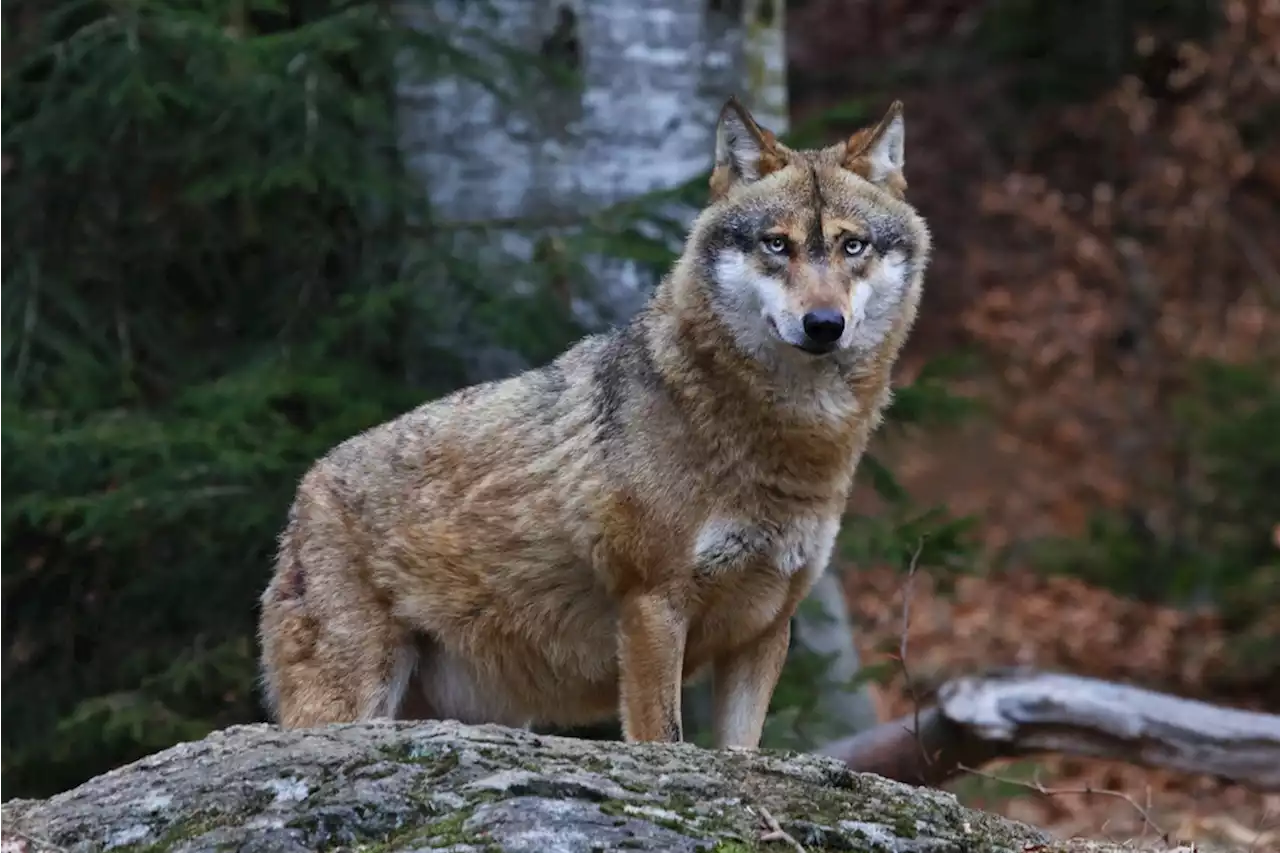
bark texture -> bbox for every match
[821,667,1280,791]
[393,0,756,380]
[1,720,1183,853]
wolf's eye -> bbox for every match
[844,238,867,257]
[762,235,789,255]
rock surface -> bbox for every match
[2,720,1170,852]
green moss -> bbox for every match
[111,811,228,852]
[598,799,629,819]
[664,791,696,813]
[354,800,493,852]
[686,808,741,838]
[354,763,399,781]
[378,741,458,769]
[649,814,689,833]
[709,840,757,852]
[422,810,470,842]
[427,749,461,778]
[580,756,610,773]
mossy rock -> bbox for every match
[2,720,1175,852]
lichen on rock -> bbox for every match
[2,720,1167,852]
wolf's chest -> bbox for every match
[691,514,840,579]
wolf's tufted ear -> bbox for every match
[710,96,786,200]
[842,101,906,197]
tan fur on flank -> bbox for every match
[258,96,931,748]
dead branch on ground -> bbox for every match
[817,666,1280,791]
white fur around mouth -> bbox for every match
[766,316,794,348]
[767,316,836,356]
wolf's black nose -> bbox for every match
[802,309,845,346]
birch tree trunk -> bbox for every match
[391,0,877,744]
[392,0,751,381]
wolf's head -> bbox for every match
[685,97,931,364]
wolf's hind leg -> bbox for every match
[258,546,417,728]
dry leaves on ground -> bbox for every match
[842,564,1279,849]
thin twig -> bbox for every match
[896,537,929,766]
[757,805,807,853]
[1228,218,1280,308]
[13,256,41,390]
[1,825,70,852]
[957,763,1169,843]
[1246,802,1278,853]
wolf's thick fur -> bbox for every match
[258,97,931,748]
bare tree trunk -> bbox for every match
[391,0,751,381]
[789,572,881,738]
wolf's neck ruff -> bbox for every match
[639,281,869,433]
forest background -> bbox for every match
[4,0,1277,845]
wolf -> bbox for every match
[257,96,931,749]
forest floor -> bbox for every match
[785,15,1280,842]
[842,563,1279,850]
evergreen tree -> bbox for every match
[2,0,975,799]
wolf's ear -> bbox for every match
[711,96,785,200]
[843,101,906,197]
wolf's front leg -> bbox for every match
[617,592,688,742]
[711,618,791,749]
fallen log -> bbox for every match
[818,667,1280,791]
